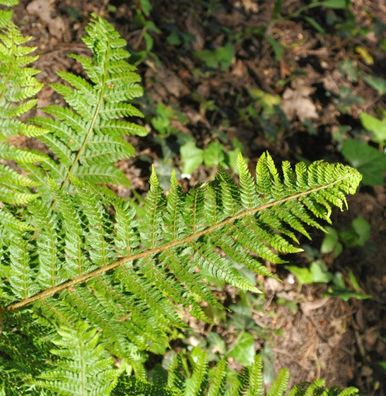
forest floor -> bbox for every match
[13,0,386,394]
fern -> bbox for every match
[1,13,147,203]
[34,337,359,395]
[106,346,359,396]
[1,156,361,351]
[34,323,119,395]
[32,17,147,189]
[0,0,18,27]
[0,8,363,395]
[0,3,45,206]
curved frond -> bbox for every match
[0,155,361,365]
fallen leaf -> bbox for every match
[282,79,318,122]
[300,298,329,316]
[27,0,66,39]
[157,68,189,98]
[238,0,259,13]
[185,15,204,51]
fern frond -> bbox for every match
[34,322,119,396]
[246,355,264,396]
[287,380,360,396]
[185,347,209,395]
[0,155,361,364]
[207,359,227,396]
[267,368,290,396]
[0,310,53,395]
[116,349,359,396]
[0,0,19,6]
[30,15,147,191]
[0,17,46,204]
[0,2,13,28]
[1,15,147,206]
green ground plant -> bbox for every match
[0,2,362,394]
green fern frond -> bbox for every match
[246,354,264,396]
[0,154,361,363]
[267,368,290,396]
[0,0,19,5]
[0,1,18,29]
[207,359,227,396]
[287,380,360,396]
[31,15,147,190]
[113,349,359,396]
[0,18,46,204]
[1,14,147,205]
[34,322,119,396]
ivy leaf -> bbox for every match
[364,75,386,96]
[342,139,386,186]
[359,112,386,144]
[351,216,370,246]
[228,332,255,366]
[180,140,204,176]
[195,43,234,71]
[321,227,343,256]
[203,141,225,167]
[286,261,332,285]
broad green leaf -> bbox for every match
[228,332,255,366]
[266,36,285,60]
[139,0,152,16]
[180,140,204,176]
[379,361,386,371]
[359,112,386,144]
[364,75,386,95]
[321,0,348,9]
[216,43,234,71]
[329,273,369,301]
[286,261,332,285]
[309,261,333,283]
[303,16,325,34]
[203,141,225,167]
[351,216,370,246]
[342,139,386,185]
[321,226,342,256]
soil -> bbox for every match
[10,0,386,394]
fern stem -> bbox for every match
[4,176,350,312]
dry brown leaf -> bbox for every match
[27,0,66,39]
[185,15,205,51]
[237,0,259,13]
[282,79,318,121]
[158,68,189,98]
[300,298,329,316]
